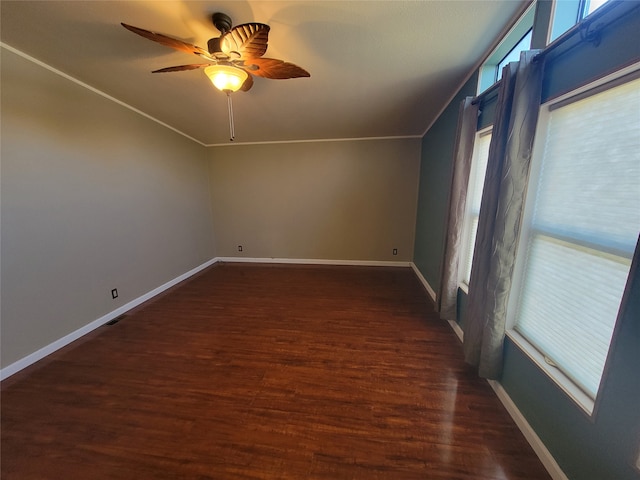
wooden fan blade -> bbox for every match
[121,23,209,57]
[245,58,310,79]
[221,23,270,59]
[240,73,254,92]
[152,64,209,73]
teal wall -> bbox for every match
[540,2,640,103]
[415,3,640,479]
[458,272,640,478]
[500,6,640,479]
[412,73,477,293]
[502,271,640,479]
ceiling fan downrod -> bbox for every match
[208,12,232,54]
[212,12,233,34]
[226,92,235,141]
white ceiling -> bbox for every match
[1,1,528,146]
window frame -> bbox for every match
[478,4,536,94]
[459,126,493,292]
[505,62,640,416]
[549,0,612,43]
[494,29,533,84]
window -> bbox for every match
[495,29,532,84]
[549,0,612,42]
[478,4,535,93]
[459,128,492,288]
[581,0,610,17]
[508,71,640,411]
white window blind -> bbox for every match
[513,74,640,399]
[461,130,492,286]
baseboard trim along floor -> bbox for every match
[1,257,409,380]
[410,262,437,303]
[444,317,567,480]
[2,257,566,480]
[0,257,218,380]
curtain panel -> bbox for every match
[437,97,479,320]
[462,51,544,379]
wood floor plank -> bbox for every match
[1,263,551,479]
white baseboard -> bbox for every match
[1,254,568,480]
[488,380,569,480]
[216,256,412,268]
[409,262,437,303]
[0,257,218,380]
[447,319,464,342]
[1,257,409,380]
[442,314,567,480]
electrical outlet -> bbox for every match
[111,288,118,299]
[238,245,243,252]
[393,248,398,256]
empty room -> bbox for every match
[1,1,639,479]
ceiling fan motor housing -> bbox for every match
[207,37,222,55]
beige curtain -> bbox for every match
[437,97,479,320]
[462,51,543,379]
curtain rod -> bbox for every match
[471,80,502,106]
[472,1,635,106]
[533,0,638,63]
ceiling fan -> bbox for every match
[122,12,310,140]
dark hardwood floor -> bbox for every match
[1,263,551,479]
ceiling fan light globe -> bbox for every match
[204,65,248,93]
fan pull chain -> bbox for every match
[226,92,235,141]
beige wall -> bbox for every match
[1,47,422,370]
[208,139,421,261]
[1,49,214,368]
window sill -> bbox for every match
[505,330,596,417]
